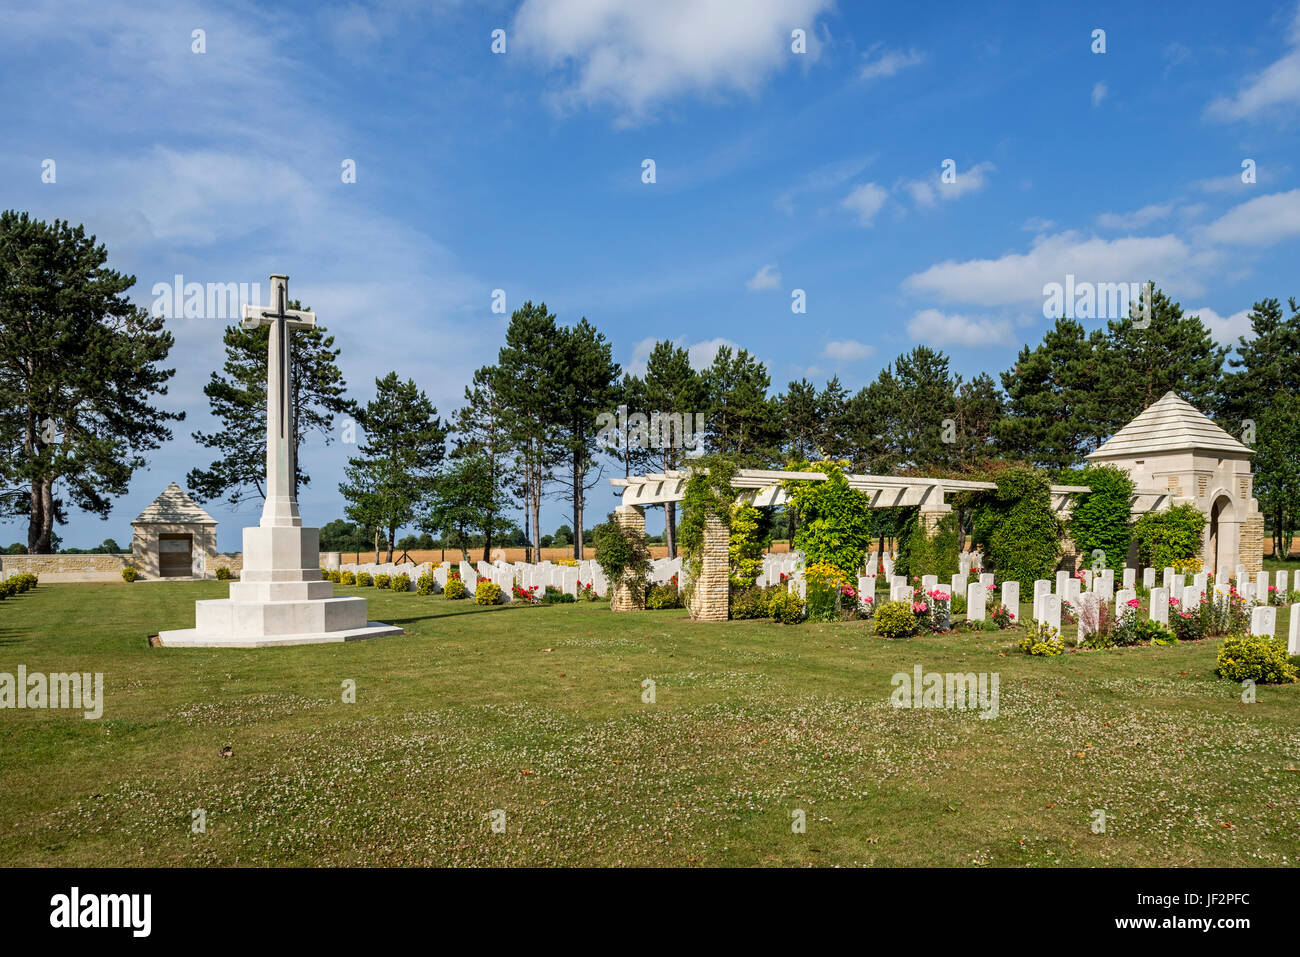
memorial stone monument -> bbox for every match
[160,275,403,647]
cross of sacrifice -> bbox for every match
[241,274,316,528]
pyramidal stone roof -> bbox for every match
[1088,391,1252,460]
[131,483,218,525]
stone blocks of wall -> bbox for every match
[688,513,730,622]
[1241,512,1265,574]
[610,505,646,612]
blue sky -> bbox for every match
[4,0,1300,550]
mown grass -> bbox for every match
[0,580,1296,867]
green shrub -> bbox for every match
[593,513,652,606]
[1132,503,1206,572]
[475,580,502,605]
[444,577,467,600]
[416,573,437,596]
[1016,623,1065,656]
[897,510,961,582]
[340,570,356,585]
[805,581,841,623]
[973,468,1062,591]
[785,462,874,573]
[767,589,805,624]
[0,581,15,599]
[373,573,390,589]
[874,600,918,639]
[1216,634,1299,684]
[121,566,138,583]
[1067,464,1135,575]
[215,566,232,581]
[6,573,37,593]
[646,584,683,610]
[730,586,768,620]
[356,572,372,587]
[391,573,410,593]
[729,503,771,588]
[328,569,342,583]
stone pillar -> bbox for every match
[688,512,730,622]
[1241,509,1264,574]
[610,505,646,612]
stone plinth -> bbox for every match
[160,524,402,647]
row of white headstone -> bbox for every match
[334,558,612,598]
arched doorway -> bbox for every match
[1208,495,1233,572]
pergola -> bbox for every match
[609,468,1173,621]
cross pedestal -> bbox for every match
[160,274,402,647]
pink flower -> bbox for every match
[1126,598,1140,609]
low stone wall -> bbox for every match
[0,553,131,582]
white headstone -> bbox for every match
[1142,567,1156,590]
[921,575,938,594]
[1122,567,1136,589]
[1000,581,1019,619]
[966,581,987,621]
[1055,570,1069,596]
[1276,570,1290,596]
[1149,587,1169,625]
[1290,605,1300,655]
[1033,580,1051,620]
[1163,567,1175,592]
[1037,593,1061,632]
[890,583,910,602]
[979,572,994,589]
[1250,605,1277,638]
[1181,584,1200,612]
[1075,593,1104,640]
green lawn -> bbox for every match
[0,581,1297,867]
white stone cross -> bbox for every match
[241,275,316,528]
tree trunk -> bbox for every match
[665,500,677,558]
[572,448,583,560]
[28,477,53,553]
[373,528,380,564]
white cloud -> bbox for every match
[903,231,1202,306]
[1206,6,1300,121]
[1188,306,1253,346]
[1202,188,1300,245]
[823,339,875,361]
[512,0,833,121]
[775,156,872,215]
[1091,81,1108,107]
[687,337,740,370]
[1095,203,1174,231]
[907,309,1013,348]
[859,44,924,81]
[1022,217,1057,232]
[841,182,888,225]
[905,160,995,207]
[746,263,782,290]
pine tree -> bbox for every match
[551,318,620,559]
[496,302,563,562]
[700,346,780,463]
[1099,287,1226,434]
[453,365,516,561]
[338,372,446,562]
[643,341,704,556]
[0,212,183,552]
[998,318,1109,469]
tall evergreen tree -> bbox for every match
[453,364,515,561]
[0,212,183,552]
[1098,287,1226,434]
[700,346,780,463]
[1217,297,1300,431]
[1254,391,1300,559]
[778,378,821,463]
[998,318,1108,469]
[188,302,354,505]
[643,341,704,556]
[338,372,446,562]
[496,301,563,561]
[551,318,620,559]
